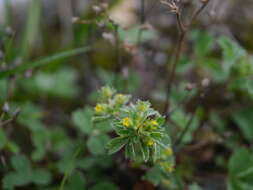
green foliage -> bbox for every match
[19,67,80,98]
[0,47,89,79]
[232,107,253,142]
[1,3,253,189]
[192,29,214,58]
[90,181,119,190]
[87,134,110,155]
[94,86,175,173]
[72,107,94,134]
[65,171,86,190]
[189,183,203,190]
[2,155,51,190]
[228,148,253,190]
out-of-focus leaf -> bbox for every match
[228,148,253,190]
[218,37,245,73]
[118,26,156,44]
[32,169,52,185]
[232,108,253,141]
[170,109,199,144]
[90,181,118,190]
[65,171,86,190]
[2,172,29,190]
[11,155,32,173]
[87,134,110,155]
[72,107,93,134]
[192,30,214,57]
[31,128,49,161]
[19,67,79,98]
[189,183,203,190]
[144,166,166,186]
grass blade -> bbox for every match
[0,47,90,79]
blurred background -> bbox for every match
[1,0,253,190]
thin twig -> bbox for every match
[173,109,197,146]
[163,12,186,115]
[190,0,210,26]
[163,0,210,116]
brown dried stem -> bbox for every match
[163,0,210,117]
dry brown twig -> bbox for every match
[161,0,210,117]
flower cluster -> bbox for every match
[94,86,175,172]
[94,86,131,118]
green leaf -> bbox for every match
[125,141,136,160]
[140,139,150,162]
[72,107,93,134]
[232,108,253,141]
[65,171,86,190]
[32,169,52,185]
[11,155,32,173]
[189,183,203,190]
[192,30,213,57]
[218,36,245,73]
[0,47,90,79]
[144,166,166,186]
[87,134,110,155]
[2,172,31,190]
[118,26,156,45]
[107,136,128,154]
[153,143,161,162]
[6,141,20,153]
[94,119,113,133]
[228,147,253,190]
[20,68,80,98]
[90,181,118,190]
[31,128,49,161]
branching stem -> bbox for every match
[163,0,210,116]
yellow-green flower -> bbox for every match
[95,104,105,113]
[121,117,132,127]
[164,147,173,156]
[150,120,158,126]
[147,139,155,146]
[160,162,174,173]
[115,94,125,105]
